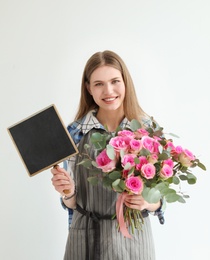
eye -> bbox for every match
[95,82,103,86]
[112,79,120,84]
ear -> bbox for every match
[86,82,92,95]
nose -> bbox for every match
[103,82,113,94]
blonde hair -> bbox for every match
[74,50,147,122]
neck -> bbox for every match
[96,109,124,132]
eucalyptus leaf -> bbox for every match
[158,145,163,154]
[155,182,169,191]
[187,178,197,184]
[89,169,100,176]
[87,176,98,185]
[112,179,125,192]
[90,132,107,150]
[172,176,180,185]
[158,152,169,160]
[179,175,188,181]
[124,162,131,170]
[102,176,113,188]
[139,148,151,157]
[109,171,122,180]
[92,161,98,168]
[178,196,186,203]
[90,132,104,142]
[165,193,181,203]
[134,157,140,164]
[160,187,176,196]
[130,119,142,131]
[120,149,125,159]
[106,144,116,160]
[142,187,161,204]
[167,132,180,138]
[118,180,126,190]
[112,178,121,187]
[84,144,90,150]
[77,158,92,168]
[197,161,206,171]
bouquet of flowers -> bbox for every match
[78,119,206,238]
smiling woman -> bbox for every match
[87,66,126,131]
[51,50,163,260]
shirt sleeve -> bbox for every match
[60,122,83,228]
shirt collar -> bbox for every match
[80,109,131,135]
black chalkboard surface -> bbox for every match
[7,104,78,176]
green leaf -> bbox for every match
[90,132,107,150]
[179,175,188,181]
[120,149,125,159]
[87,176,98,185]
[112,179,125,192]
[142,187,161,203]
[165,193,182,203]
[84,144,90,150]
[92,161,98,168]
[172,176,180,185]
[134,157,140,164]
[160,187,176,196]
[106,144,116,160]
[130,119,142,131]
[197,161,206,171]
[187,178,197,184]
[167,132,180,138]
[112,178,120,187]
[139,148,151,156]
[158,152,169,160]
[178,196,186,203]
[124,162,131,170]
[89,169,100,176]
[102,176,113,188]
[109,171,122,180]
[77,158,92,168]
[155,182,169,191]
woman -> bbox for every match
[51,50,163,260]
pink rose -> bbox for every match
[121,154,136,169]
[165,141,175,151]
[163,158,174,168]
[141,136,160,153]
[148,153,158,164]
[141,163,156,179]
[174,145,183,154]
[136,156,148,171]
[160,164,173,179]
[125,176,144,194]
[179,149,195,167]
[109,136,130,152]
[122,169,130,179]
[135,128,149,138]
[129,139,142,153]
[96,149,116,172]
[118,130,135,139]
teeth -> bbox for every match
[104,97,116,101]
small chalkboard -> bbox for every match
[7,104,78,176]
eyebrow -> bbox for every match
[92,77,121,83]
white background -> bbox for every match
[1,0,210,259]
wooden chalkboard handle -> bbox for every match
[54,165,70,194]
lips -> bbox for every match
[103,97,117,102]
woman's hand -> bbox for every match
[51,165,75,197]
[124,193,161,212]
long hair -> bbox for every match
[74,50,147,122]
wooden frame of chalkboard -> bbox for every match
[7,104,78,177]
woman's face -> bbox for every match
[87,65,125,114]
